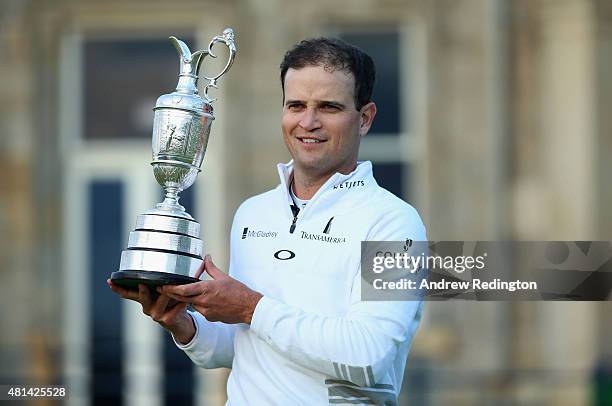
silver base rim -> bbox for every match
[119,250,202,277]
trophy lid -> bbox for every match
[154,29,236,115]
[154,93,213,116]
[153,37,211,115]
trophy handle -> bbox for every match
[202,28,237,103]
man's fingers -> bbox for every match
[204,255,227,280]
[194,260,206,280]
[161,281,206,298]
[150,294,170,322]
[165,302,189,321]
[107,279,139,301]
[138,284,153,313]
[161,290,199,304]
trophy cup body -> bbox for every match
[111,29,236,288]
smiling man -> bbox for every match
[109,37,426,405]
[281,62,375,198]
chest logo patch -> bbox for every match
[300,230,347,244]
[274,249,296,260]
[242,227,278,239]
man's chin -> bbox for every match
[294,160,348,180]
[294,159,327,174]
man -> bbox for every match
[109,37,426,405]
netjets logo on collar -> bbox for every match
[333,180,365,191]
[241,227,278,239]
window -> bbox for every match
[338,28,423,203]
[341,31,401,135]
[62,32,198,405]
[83,37,193,140]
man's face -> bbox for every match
[281,65,376,179]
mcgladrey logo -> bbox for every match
[242,227,278,239]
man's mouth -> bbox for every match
[298,137,326,144]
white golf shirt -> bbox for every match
[176,161,426,405]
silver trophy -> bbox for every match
[111,29,236,288]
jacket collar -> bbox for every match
[276,160,376,219]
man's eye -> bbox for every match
[321,104,341,112]
[287,103,304,110]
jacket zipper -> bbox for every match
[289,204,299,233]
[289,215,298,234]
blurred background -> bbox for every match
[1,0,611,404]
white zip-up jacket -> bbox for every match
[176,161,426,405]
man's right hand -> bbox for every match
[107,279,196,345]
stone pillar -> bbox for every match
[514,0,598,404]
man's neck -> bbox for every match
[291,163,357,200]
[291,173,328,200]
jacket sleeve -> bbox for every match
[173,311,236,369]
[172,209,246,369]
[249,206,426,387]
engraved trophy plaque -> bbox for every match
[111,29,236,288]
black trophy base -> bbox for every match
[111,270,200,290]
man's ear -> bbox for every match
[359,102,377,137]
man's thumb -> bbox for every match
[204,255,226,279]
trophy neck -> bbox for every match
[170,38,206,95]
[151,187,194,220]
[176,74,199,94]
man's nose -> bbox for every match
[298,108,321,131]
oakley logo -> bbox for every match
[274,249,296,260]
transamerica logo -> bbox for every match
[333,180,365,190]
[300,231,346,243]
[241,227,278,239]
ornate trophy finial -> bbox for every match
[112,29,237,288]
[169,36,208,95]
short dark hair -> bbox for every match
[279,37,376,110]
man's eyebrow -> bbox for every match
[317,100,346,109]
[284,99,348,109]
